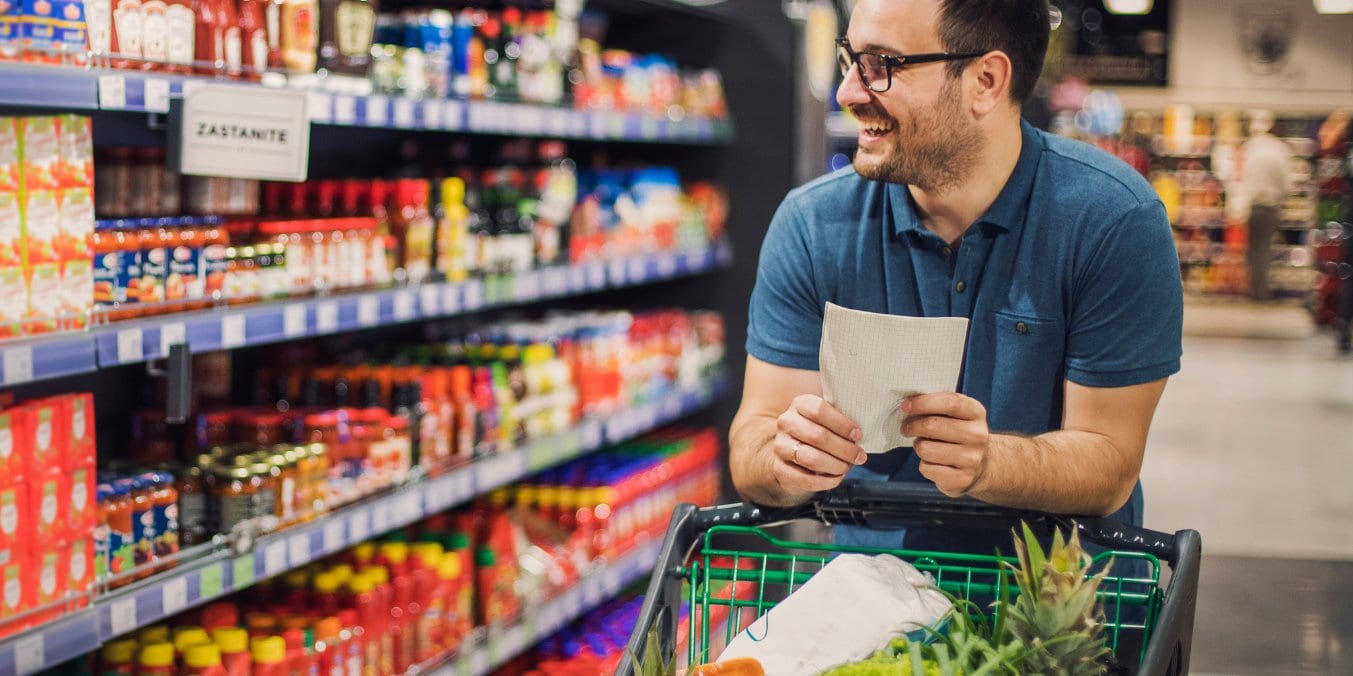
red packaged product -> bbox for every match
[0,552,28,638]
[66,537,94,606]
[0,407,31,481]
[0,482,28,556]
[65,393,94,471]
[22,397,69,475]
[56,116,93,189]
[68,463,96,540]
[30,468,67,545]
[33,545,67,619]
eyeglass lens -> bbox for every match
[836,44,889,92]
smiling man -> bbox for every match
[729,0,1183,555]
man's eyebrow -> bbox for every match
[846,39,906,55]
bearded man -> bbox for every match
[729,0,1183,557]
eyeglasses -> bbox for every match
[836,38,985,93]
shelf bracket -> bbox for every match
[146,343,192,423]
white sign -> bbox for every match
[179,85,310,182]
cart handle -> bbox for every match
[697,480,1181,562]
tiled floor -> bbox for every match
[1140,302,1353,674]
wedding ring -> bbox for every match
[792,440,802,465]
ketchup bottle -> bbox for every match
[336,609,364,676]
[200,602,240,631]
[282,628,315,675]
[390,572,416,673]
[183,643,228,676]
[237,0,269,78]
[313,571,343,616]
[312,616,344,676]
[137,643,176,676]
[211,627,252,676]
[251,636,288,676]
[99,639,137,676]
[347,575,381,674]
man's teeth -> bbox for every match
[860,122,893,134]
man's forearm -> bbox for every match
[729,413,814,507]
[966,430,1139,516]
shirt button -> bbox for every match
[941,246,953,257]
[1016,321,1029,335]
[955,280,967,293]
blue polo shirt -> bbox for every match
[746,120,1182,555]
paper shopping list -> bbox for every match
[819,303,970,454]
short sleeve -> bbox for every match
[1065,200,1183,387]
[746,198,824,371]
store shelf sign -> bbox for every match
[177,85,310,182]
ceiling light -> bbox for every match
[1103,0,1153,14]
[1314,0,1353,13]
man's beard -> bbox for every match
[851,80,981,192]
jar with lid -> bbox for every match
[101,481,135,586]
[127,476,157,579]
[177,463,212,547]
[92,220,143,321]
[137,219,174,311]
[147,472,180,570]
[224,245,260,304]
[347,408,378,494]
[191,411,234,456]
[248,458,280,526]
[255,244,289,299]
[236,410,287,447]
[200,217,229,304]
[167,218,205,309]
[264,449,298,524]
[94,148,134,218]
[305,413,350,504]
[306,442,330,511]
[213,465,257,533]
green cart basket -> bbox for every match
[617,480,1201,675]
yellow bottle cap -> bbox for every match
[313,571,341,594]
[347,574,376,595]
[212,627,249,654]
[556,488,578,510]
[441,177,466,205]
[138,626,170,645]
[173,627,211,653]
[362,565,390,585]
[536,487,559,510]
[184,643,223,669]
[283,569,309,589]
[412,542,443,568]
[329,563,355,584]
[437,552,463,580]
[138,642,175,668]
[251,636,287,664]
[101,639,137,664]
[515,485,538,507]
[378,542,409,565]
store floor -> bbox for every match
[1141,304,1353,674]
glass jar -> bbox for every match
[249,459,279,524]
[213,465,257,533]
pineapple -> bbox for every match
[1002,523,1112,675]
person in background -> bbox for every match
[729,0,1182,558]
[1238,109,1293,302]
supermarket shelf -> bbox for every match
[0,241,732,387]
[0,373,726,676]
[421,538,663,676]
[0,63,732,144]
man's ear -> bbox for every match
[969,51,1013,117]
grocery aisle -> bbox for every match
[1141,307,1353,675]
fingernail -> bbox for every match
[900,399,912,412]
[855,451,868,465]
[850,428,863,441]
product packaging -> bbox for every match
[65,392,95,470]
[0,407,32,480]
[66,536,94,606]
[31,545,66,620]
[22,396,70,475]
[0,552,28,638]
[29,468,68,544]
[69,463,97,540]
[0,481,28,556]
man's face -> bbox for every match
[837,0,982,191]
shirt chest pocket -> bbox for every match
[988,311,1066,434]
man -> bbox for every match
[1239,109,1293,302]
[729,0,1183,555]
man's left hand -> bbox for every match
[900,392,991,497]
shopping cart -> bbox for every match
[618,480,1201,675]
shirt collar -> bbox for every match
[888,118,1044,238]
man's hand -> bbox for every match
[901,392,992,497]
[770,394,868,495]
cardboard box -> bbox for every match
[22,397,69,475]
[0,407,31,480]
[56,116,92,189]
[0,119,17,192]
[29,468,66,545]
[18,117,58,191]
[0,552,28,638]
[58,186,92,260]
[0,266,26,339]
[64,393,94,470]
[26,260,62,334]
[20,188,59,266]
[65,537,93,607]
[0,191,20,268]
[60,258,92,330]
[31,547,64,625]
[0,482,28,556]
[67,463,95,540]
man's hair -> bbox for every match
[936,0,1049,103]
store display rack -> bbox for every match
[0,241,732,388]
[0,371,726,676]
[416,539,663,676]
[0,64,732,145]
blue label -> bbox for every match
[131,503,156,566]
[168,243,202,301]
[108,249,141,305]
[152,499,178,558]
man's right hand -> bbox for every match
[769,394,868,494]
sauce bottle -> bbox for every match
[280,0,318,74]
[220,0,241,78]
[251,636,288,676]
[335,608,363,676]
[148,472,180,570]
[237,0,268,78]
[316,0,374,76]
[311,616,343,676]
[184,643,229,676]
[137,219,171,313]
[390,179,434,284]
[312,570,342,616]
[103,481,136,585]
[99,639,137,676]
[110,0,144,70]
[213,627,251,676]
[346,574,380,673]
[138,642,176,676]
[193,0,221,75]
[173,626,212,666]
[200,602,239,631]
[165,0,197,73]
[125,476,156,578]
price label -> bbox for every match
[348,510,370,542]
[144,78,171,113]
[117,328,143,363]
[221,314,246,348]
[307,91,333,123]
[14,634,44,675]
[162,576,188,616]
[370,502,390,534]
[477,454,524,491]
[527,439,555,472]
[566,266,587,292]
[323,519,345,553]
[514,272,539,301]
[394,98,415,128]
[199,563,224,600]
[399,492,424,523]
[463,280,484,310]
[570,110,589,137]
[393,291,416,322]
[609,112,627,137]
[366,95,389,126]
[334,95,357,125]
[98,74,127,109]
[640,116,658,140]
[444,100,464,129]
[588,112,607,138]
[607,258,628,285]
[109,597,138,637]
[580,421,602,450]
[289,534,310,566]
[181,80,206,98]
[232,555,256,589]
[656,253,677,277]
[2,346,33,385]
[283,303,307,337]
[418,285,440,316]
[627,257,648,282]
[264,542,288,577]
[442,284,462,314]
[316,301,339,333]
[683,249,704,272]
[158,322,185,357]
[422,100,441,129]
[587,262,607,289]
[357,295,379,326]
[540,268,565,296]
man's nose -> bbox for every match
[836,64,873,109]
